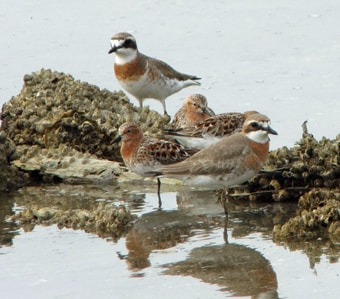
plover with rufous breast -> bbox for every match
[108,32,201,115]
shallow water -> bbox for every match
[1,184,340,298]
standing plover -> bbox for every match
[108,32,201,115]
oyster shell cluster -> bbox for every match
[265,122,339,192]
[1,68,169,162]
[273,188,340,241]
[0,69,171,187]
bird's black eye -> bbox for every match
[124,38,137,49]
[250,122,259,128]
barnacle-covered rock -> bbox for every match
[273,188,340,240]
[1,69,170,162]
[0,69,172,185]
[264,122,340,191]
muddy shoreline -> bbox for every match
[1,69,339,241]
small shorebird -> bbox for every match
[165,110,258,150]
[113,122,191,207]
[108,32,201,115]
[151,112,278,213]
[171,94,215,129]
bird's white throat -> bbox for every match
[113,45,138,65]
[246,130,269,144]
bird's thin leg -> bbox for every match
[222,188,228,217]
[217,188,228,242]
[215,189,223,203]
[223,213,229,244]
[157,178,162,208]
[216,188,228,216]
[160,99,169,117]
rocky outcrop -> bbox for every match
[1,69,170,185]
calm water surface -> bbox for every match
[0,184,340,298]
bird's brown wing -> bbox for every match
[165,113,245,138]
[159,133,251,175]
[146,55,201,81]
[138,137,190,165]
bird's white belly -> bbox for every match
[119,73,177,101]
[179,169,257,189]
[131,163,160,177]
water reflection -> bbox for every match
[125,209,222,270]
[0,184,143,243]
[274,238,340,269]
[176,189,223,215]
[124,197,279,297]
[174,188,340,269]
[163,243,278,298]
[176,189,296,236]
[1,184,340,298]
[0,193,19,247]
